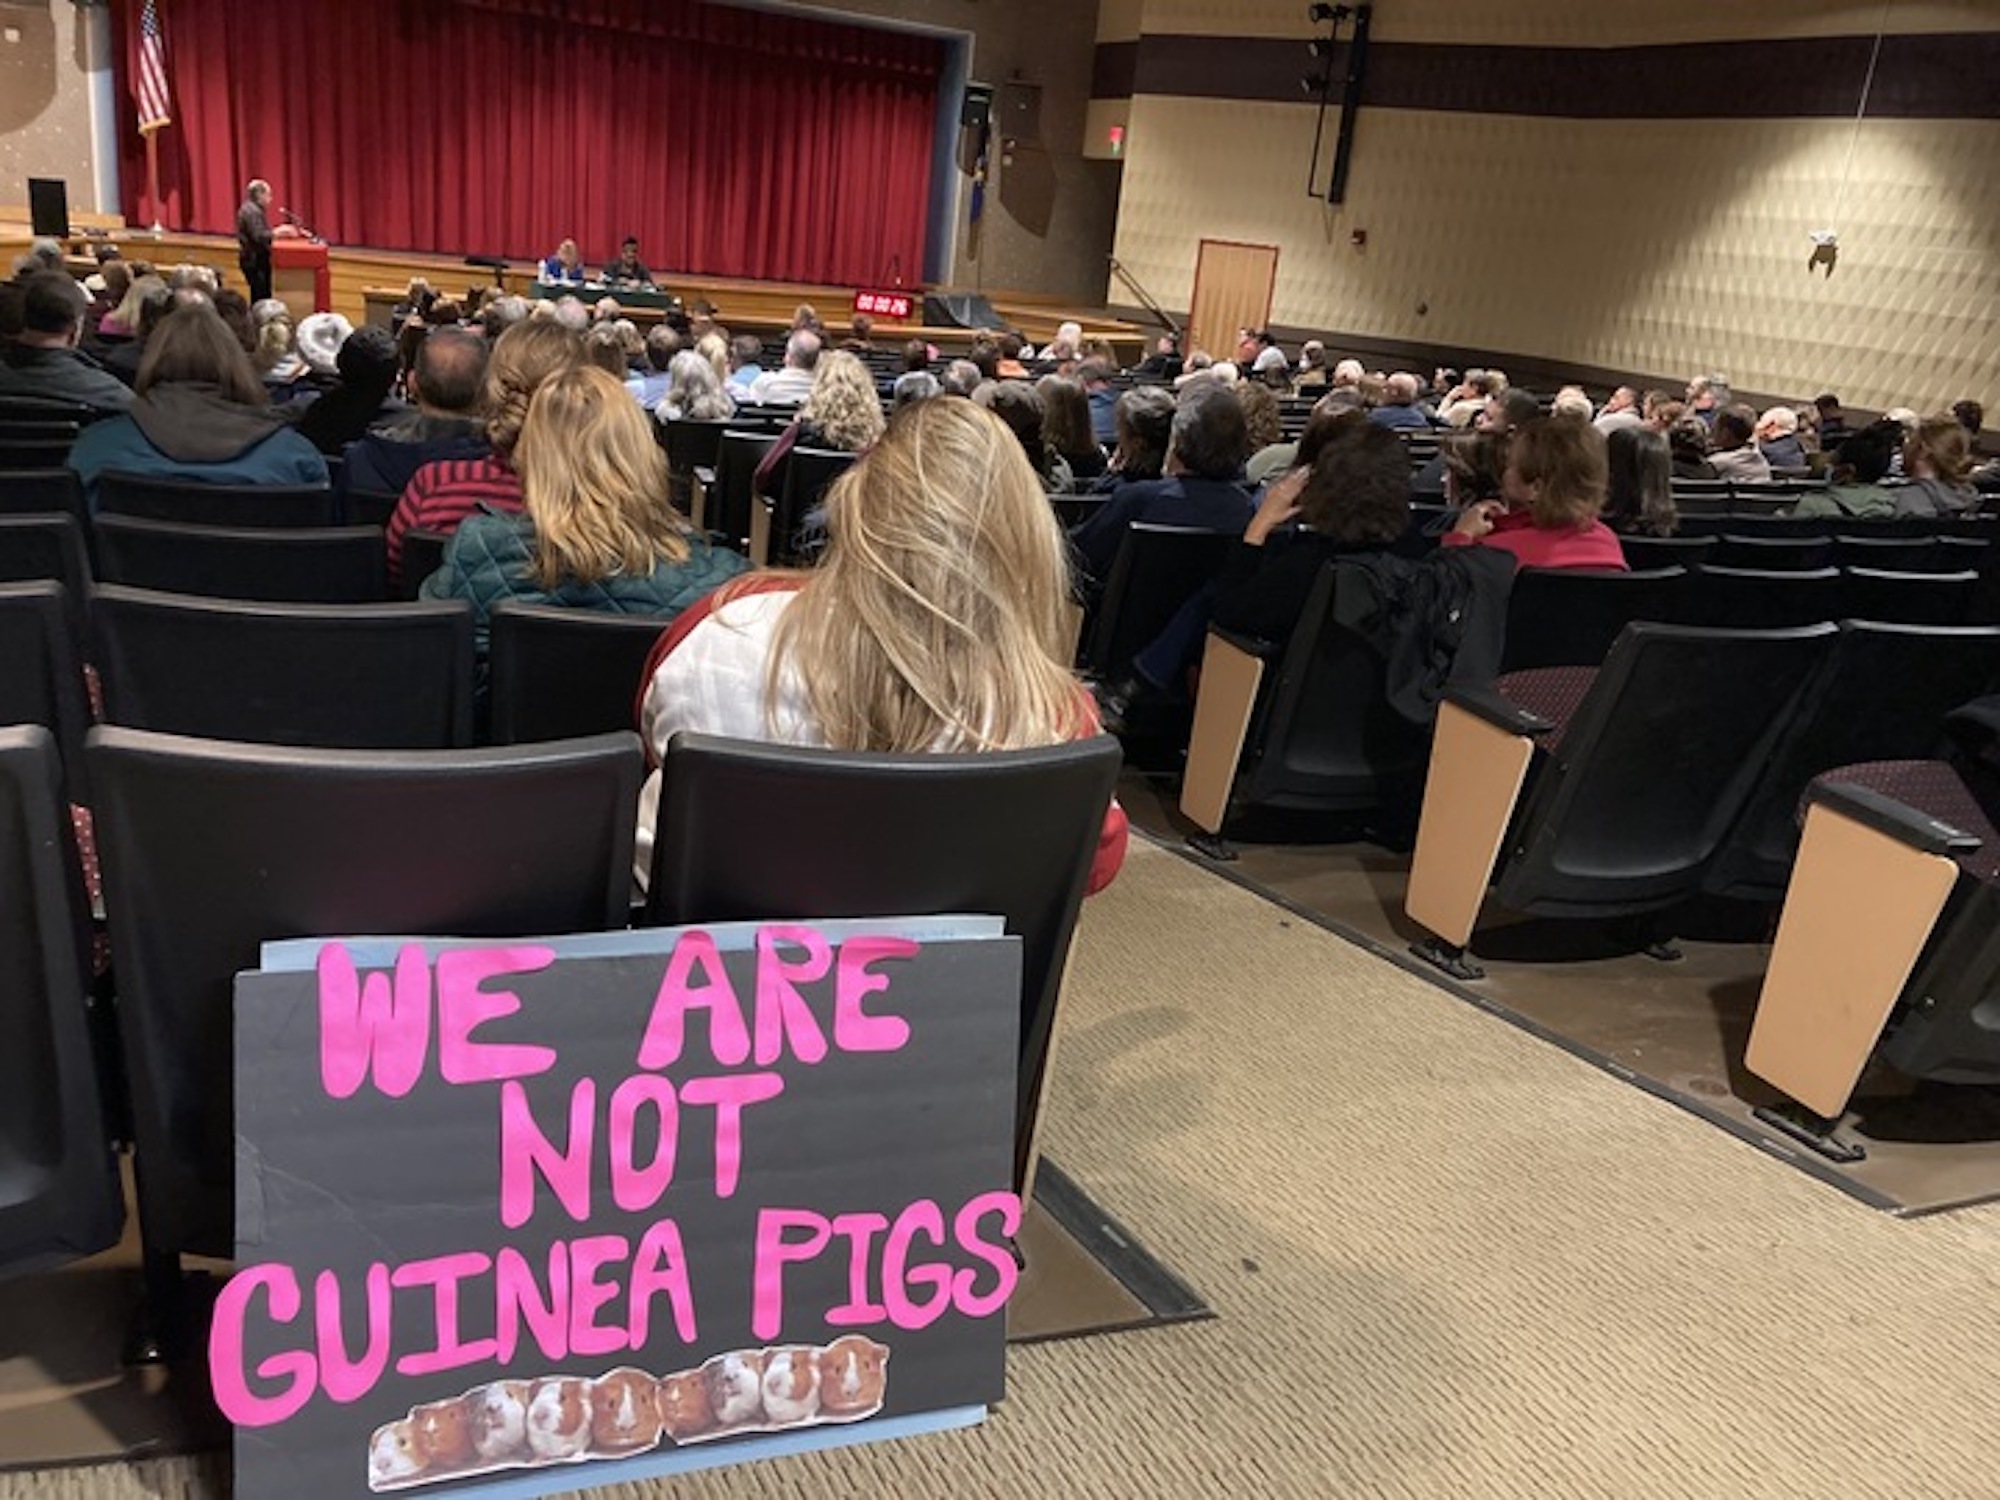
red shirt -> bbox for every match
[386,456,524,587]
[1442,508,1629,571]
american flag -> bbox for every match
[136,0,171,135]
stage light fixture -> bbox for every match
[1302,71,1331,96]
[1307,4,1353,23]
[1308,37,1337,58]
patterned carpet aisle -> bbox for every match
[18,839,2000,1499]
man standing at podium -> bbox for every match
[237,177,275,303]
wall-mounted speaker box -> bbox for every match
[28,178,68,238]
[998,82,1042,145]
[924,292,1004,330]
[961,83,993,129]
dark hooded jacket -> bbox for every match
[65,381,329,510]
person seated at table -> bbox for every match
[538,238,586,286]
[67,303,328,509]
[341,327,490,499]
[630,395,1127,896]
[421,363,748,653]
[602,236,653,288]
[1442,414,1628,570]
[387,319,580,588]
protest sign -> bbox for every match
[215,921,1021,1497]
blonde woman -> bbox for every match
[694,330,731,389]
[422,364,748,652]
[387,319,581,587]
[632,396,1127,893]
[753,348,886,502]
[1897,413,1978,517]
[658,348,736,423]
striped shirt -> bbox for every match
[387,456,524,587]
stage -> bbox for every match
[0,219,1148,363]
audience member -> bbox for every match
[1814,393,1851,449]
[341,326,490,497]
[1070,382,1252,584]
[1370,372,1433,430]
[995,333,1030,380]
[1668,416,1717,479]
[755,348,886,503]
[0,272,134,413]
[68,305,328,508]
[1594,386,1643,433]
[1750,406,1806,471]
[1443,415,1627,570]
[1440,428,1508,509]
[1792,421,1900,521]
[843,313,875,352]
[1550,386,1595,423]
[1685,373,1728,425]
[1235,378,1283,461]
[623,325,679,411]
[423,364,747,653]
[631,395,1126,894]
[1094,386,1176,494]
[1076,357,1119,444]
[1894,413,1977,517]
[292,325,401,456]
[1038,374,1108,481]
[726,333,765,391]
[657,348,736,423]
[975,379,1071,492]
[892,370,940,407]
[1292,340,1329,393]
[213,289,259,358]
[387,320,580,587]
[252,302,307,390]
[1706,404,1772,483]
[96,271,161,341]
[939,359,983,398]
[747,329,820,405]
[1136,336,1181,379]
[1603,426,1677,537]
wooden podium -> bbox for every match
[270,239,330,321]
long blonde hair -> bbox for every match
[484,320,583,458]
[761,396,1081,752]
[514,365,691,589]
[799,349,886,453]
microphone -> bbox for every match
[279,206,297,224]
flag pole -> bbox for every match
[144,127,162,235]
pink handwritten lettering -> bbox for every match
[208,1263,315,1427]
[833,936,917,1053]
[391,1252,499,1376]
[316,943,430,1099]
[436,947,559,1085]
[636,930,750,1070]
[753,927,832,1066]
[680,1072,784,1198]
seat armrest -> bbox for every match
[1444,683,1554,737]
[1806,780,1983,856]
[1207,626,1284,661]
[693,466,716,489]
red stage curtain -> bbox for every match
[110,0,940,287]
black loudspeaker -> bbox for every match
[961,84,993,129]
[923,292,1004,330]
[28,179,68,239]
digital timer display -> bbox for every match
[852,290,914,320]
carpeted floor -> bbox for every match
[18,838,2000,1498]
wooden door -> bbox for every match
[1189,239,1279,365]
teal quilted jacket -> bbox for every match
[420,511,751,653]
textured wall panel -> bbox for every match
[1112,97,2000,412]
[1136,0,2000,45]
[0,5,100,215]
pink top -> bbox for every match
[1442,508,1629,571]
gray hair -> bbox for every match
[892,370,941,408]
[785,328,822,371]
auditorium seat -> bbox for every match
[1620,535,1715,572]
[1712,533,1834,570]
[0,581,92,804]
[641,729,1122,1193]
[488,600,669,744]
[0,438,77,471]
[96,474,339,528]
[1840,568,1979,626]
[0,725,123,1282]
[91,585,476,748]
[661,418,731,521]
[1833,535,1940,572]
[1078,522,1236,714]
[398,528,450,600]
[1674,566,1842,629]
[1500,567,1686,672]
[341,487,401,529]
[0,514,93,640]
[772,447,855,565]
[1179,563,1433,850]
[1405,622,1835,978]
[1703,621,2000,903]
[88,725,644,1348]
[0,398,95,427]
[93,515,389,603]
[0,468,90,531]
[1743,751,2000,1142]
[699,430,779,557]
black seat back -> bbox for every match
[399,528,450,600]
[93,514,389,602]
[709,430,779,551]
[488,600,669,743]
[1620,535,1715,572]
[1082,523,1237,679]
[96,473,338,527]
[1675,566,1842,629]
[1236,563,1432,814]
[342,487,401,528]
[773,447,855,564]
[0,726,123,1279]
[1880,880,2000,1082]
[1834,535,1940,572]
[1501,567,1687,671]
[92,585,475,748]
[1495,622,1835,917]
[0,581,92,803]
[1841,568,1978,626]
[0,440,75,470]
[1713,533,1833,570]
[89,726,644,1259]
[662,418,730,479]
[0,469,89,529]
[643,731,1122,1191]
[1705,622,2000,901]
[0,513,92,641]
